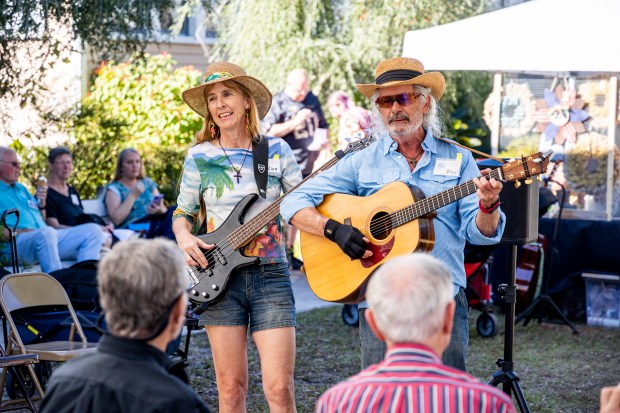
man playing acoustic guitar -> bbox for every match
[281,57,505,372]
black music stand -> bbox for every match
[515,179,579,334]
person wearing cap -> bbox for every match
[0,146,103,273]
[280,57,505,372]
[173,62,302,412]
[39,238,212,413]
[315,253,516,413]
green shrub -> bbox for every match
[13,53,203,201]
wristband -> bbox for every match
[479,199,500,214]
[38,205,46,210]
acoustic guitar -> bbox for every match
[300,151,551,303]
[185,134,376,304]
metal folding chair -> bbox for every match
[0,272,97,398]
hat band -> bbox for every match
[205,71,234,83]
[376,69,423,85]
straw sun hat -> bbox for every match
[182,62,272,119]
[356,57,445,101]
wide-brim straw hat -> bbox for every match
[356,57,445,101]
[182,62,272,119]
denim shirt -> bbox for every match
[280,130,506,295]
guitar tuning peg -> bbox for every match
[514,181,522,189]
[524,178,532,185]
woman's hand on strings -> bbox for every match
[177,233,213,268]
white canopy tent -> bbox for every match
[402,0,620,73]
[403,0,620,220]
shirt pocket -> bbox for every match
[358,168,401,193]
[419,168,460,188]
[418,169,461,214]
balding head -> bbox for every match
[285,69,310,102]
[0,146,20,185]
[366,253,454,350]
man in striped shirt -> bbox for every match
[315,253,515,413]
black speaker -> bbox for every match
[477,159,539,245]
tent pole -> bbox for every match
[606,76,617,221]
[490,72,503,156]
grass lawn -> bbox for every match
[187,305,620,412]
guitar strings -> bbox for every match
[367,171,501,234]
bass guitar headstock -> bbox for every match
[342,131,376,155]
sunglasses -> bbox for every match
[205,71,234,83]
[375,92,423,108]
[0,160,21,168]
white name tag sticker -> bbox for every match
[433,158,461,177]
[268,158,281,174]
[71,194,80,205]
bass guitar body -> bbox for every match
[301,182,434,303]
[186,194,260,303]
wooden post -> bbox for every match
[490,72,503,156]
[606,76,618,221]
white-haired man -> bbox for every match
[316,253,516,413]
[281,57,505,371]
[0,146,103,272]
[40,239,211,413]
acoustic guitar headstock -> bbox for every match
[500,150,552,187]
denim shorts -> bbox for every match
[200,263,296,333]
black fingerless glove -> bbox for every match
[324,219,366,260]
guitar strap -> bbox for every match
[252,136,269,199]
[436,136,505,163]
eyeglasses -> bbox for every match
[375,92,423,108]
[0,160,21,168]
[205,71,234,83]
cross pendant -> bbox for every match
[234,170,242,183]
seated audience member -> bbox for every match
[105,148,173,238]
[326,90,371,150]
[39,238,212,413]
[601,382,620,413]
[315,253,516,413]
[45,146,113,232]
[0,146,103,273]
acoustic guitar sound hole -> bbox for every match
[369,211,392,240]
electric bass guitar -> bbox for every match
[300,151,552,303]
[185,134,376,304]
